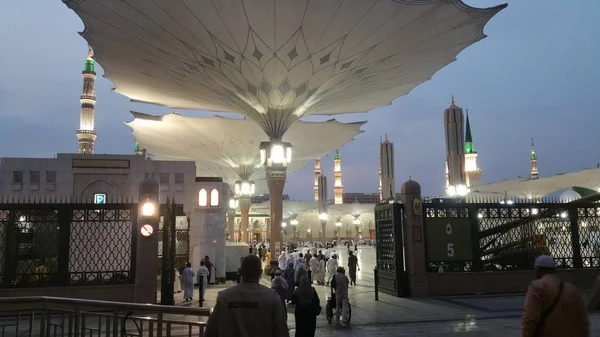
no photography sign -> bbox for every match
[140,224,154,237]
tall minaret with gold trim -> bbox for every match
[76,44,97,154]
[333,150,343,204]
[314,158,321,201]
[530,138,539,179]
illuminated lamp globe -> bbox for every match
[142,201,156,217]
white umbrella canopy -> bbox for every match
[126,112,365,194]
[64,0,505,137]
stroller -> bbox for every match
[325,290,352,324]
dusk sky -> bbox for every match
[1,1,599,201]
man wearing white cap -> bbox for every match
[521,255,588,337]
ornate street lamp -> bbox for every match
[290,218,299,241]
[318,212,328,243]
[234,178,255,243]
[281,221,287,236]
[229,198,239,209]
[234,180,256,197]
[353,217,361,240]
[335,220,342,243]
[260,141,292,256]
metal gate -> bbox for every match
[374,202,409,297]
[158,204,189,272]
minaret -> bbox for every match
[444,96,467,197]
[380,135,395,201]
[445,162,450,189]
[76,44,97,154]
[530,138,539,179]
[135,142,144,156]
[378,159,383,201]
[314,158,321,201]
[333,150,343,204]
[464,110,482,187]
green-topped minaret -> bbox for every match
[465,110,475,154]
[530,138,539,179]
[333,149,343,204]
[135,142,144,156]
[463,109,482,187]
[76,44,98,154]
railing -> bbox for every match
[0,297,212,337]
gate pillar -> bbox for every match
[135,177,160,303]
[400,179,428,297]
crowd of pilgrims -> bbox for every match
[270,245,360,332]
[178,242,362,336]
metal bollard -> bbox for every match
[374,266,379,301]
[198,274,205,308]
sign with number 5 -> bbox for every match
[425,218,472,261]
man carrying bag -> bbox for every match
[521,255,588,337]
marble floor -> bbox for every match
[173,246,600,336]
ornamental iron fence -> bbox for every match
[424,201,600,273]
[0,196,137,288]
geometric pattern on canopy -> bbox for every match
[64,0,506,137]
[126,112,365,194]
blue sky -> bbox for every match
[0,0,599,201]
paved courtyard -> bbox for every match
[174,246,600,336]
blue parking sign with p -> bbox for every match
[94,193,106,204]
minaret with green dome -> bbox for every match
[465,110,476,154]
[333,149,343,204]
[76,44,98,154]
[530,138,539,179]
[135,142,144,156]
[463,109,482,187]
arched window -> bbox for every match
[210,189,219,207]
[198,189,208,207]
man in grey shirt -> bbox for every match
[204,255,289,337]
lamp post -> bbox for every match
[290,218,299,241]
[335,220,342,244]
[234,179,255,242]
[353,217,361,241]
[307,228,312,240]
[318,212,328,244]
[281,221,287,249]
[227,197,238,241]
[260,141,292,257]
